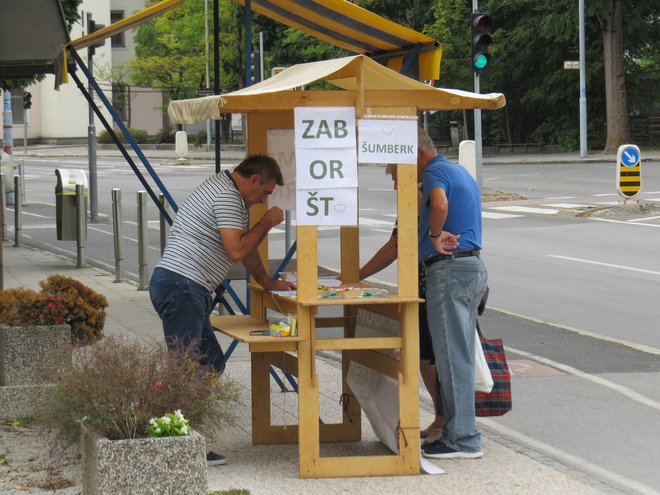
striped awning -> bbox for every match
[60,0,440,86]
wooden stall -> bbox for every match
[172,54,505,478]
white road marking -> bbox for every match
[482,211,522,219]
[590,217,660,228]
[490,205,559,215]
[592,193,618,197]
[629,216,660,222]
[547,254,660,276]
[543,203,588,209]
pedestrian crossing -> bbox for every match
[269,194,660,233]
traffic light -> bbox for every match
[470,13,493,74]
[88,18,107,55]
[250,51,261,85]
[23,91,32,110]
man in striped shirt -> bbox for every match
[150,154,295,375]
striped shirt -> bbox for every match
[156,171,247,292]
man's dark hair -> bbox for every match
[234,155,284,186]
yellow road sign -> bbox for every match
[616,144,641,199]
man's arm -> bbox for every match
[220,206,284,263]
[358,235,397,280]
[241,249,295,291]
[428,188,459,254]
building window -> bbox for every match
[110,11,125,47]
[10,88,26,125]
[112,84,130,124]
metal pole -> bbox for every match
[137,191,149,290]
[205,0,212,149]
[259,31,264,82]
[23,112,27,155]
[213,0,222,173]
[473,0,483,188]
[111,188,125,282]
[159,193,170,256]
[87,14,98,223]
[18,160,26,206]
[0,173,6,240]
[76,183,86,268]
[13,176,21,246]
[579,0,588,157]
[285,210,292,253]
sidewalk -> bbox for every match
[1,240,610,495]
[16,143,660,166]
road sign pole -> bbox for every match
[579,0,588,158]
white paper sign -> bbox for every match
[296,187,358,226]
[358,119,418,164]
[267,129,296,210]
[294,107,356,148]
[295,147,358,189]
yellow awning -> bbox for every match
[168,55,505,124]
[59,0,441,87]
[233,0,441,81]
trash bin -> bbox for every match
[55,168,88,241]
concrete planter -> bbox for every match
[81,427,207,495]
[0,323,71,419]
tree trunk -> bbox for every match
[601,0,631,152]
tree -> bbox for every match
[427,0,659,151]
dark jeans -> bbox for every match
[149,267,226,373]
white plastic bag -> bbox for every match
[474,330,494,393]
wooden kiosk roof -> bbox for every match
[167,54,505,124]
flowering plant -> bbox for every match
[146,410,190,438]
[29,294,67,325]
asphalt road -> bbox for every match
[4,153,660,494]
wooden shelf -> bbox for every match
[210,315,303,343]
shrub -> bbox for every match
[39,275,108,345]
[96,128,149,144]
[0,276,108,344]
[97,129,114,144]
[156,126,176,143]
[45,336,239,443]
[129,128,148,143]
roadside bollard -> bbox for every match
[158,193,170,256]
[76,183,86,268]
[112,189,125,282]
[13,176,22,246]
[137,191,148,290]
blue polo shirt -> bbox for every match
[419,155,483,261]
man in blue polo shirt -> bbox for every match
[417,127,488,459]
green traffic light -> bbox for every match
[474,53,489,70]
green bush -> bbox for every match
[97,129,113,144]
[96,128,148,144]
[156,126,176,143]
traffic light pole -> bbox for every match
[473,0,483,188]
[87,14,98,223]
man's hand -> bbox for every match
[260,206,285,230]
[263,278,297,291]
[431,231,460,255]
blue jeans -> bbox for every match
[149,267,226,373]
[425,256,488,452]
